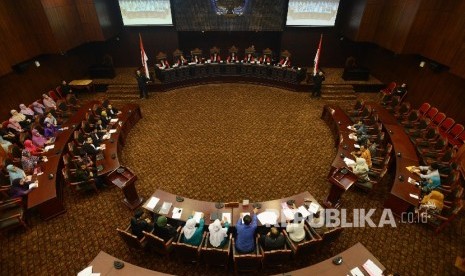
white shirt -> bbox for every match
[286,221,305,242]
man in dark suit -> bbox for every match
[131,209,153,239]
[82,137,103,155]
[136,70,148,99]
[153,215,178,242]
[260,227,285,251]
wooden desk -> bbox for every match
[97,104,142,176]
[88,251,172,275]
[69,79,95,93]
[276,242,385,276]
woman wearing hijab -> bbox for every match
[10,110,31,128]
[0,136,12,152]
[208,218,230,247]
[31,129,50,148]
[42,94,57,110]
[44,122,58,138]
[182,212,205,246]
[7,118,23,133]
[10,177,37,199]
[19,104,35,120]
[352,157,371,189]
[286,212,305,242]
[21,149,40,173]
[32,101,45,115]
[6,164,26,184]
[24,139,43,156]
[44,112,58,127]
[416,190,444,223]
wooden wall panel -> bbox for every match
[337,0,367,41]
[75,1,104,42]
[93,0,123,40]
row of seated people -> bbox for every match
[0,82,81,212]
[62,101,122,193]
[154,46,293,69]
[348,100,463,232]
[122,205,340,272]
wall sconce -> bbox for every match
[34,61,40,67]
[419,61,426,68]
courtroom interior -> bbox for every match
[1,0,465,275]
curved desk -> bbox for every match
[152,63,308,92]
[143,189,321,227]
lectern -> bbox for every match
[107,166,143,210]
[323,167,357,209]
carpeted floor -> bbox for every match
[1,83,464,276]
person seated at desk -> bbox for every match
[351,157,371,189]
[100,111,112,128]
[415,190,444,223]
[42,94,57,110]
[182,212,205,246]
[351,145,372,168]
[19,104,35,120]
[0,123,18,143]
[235,207,258,253]
[175,55,188,66]
[94,119,107,132]
[106,104,120,118]
[31,129,52,148]
[130,209,153,239]
[258,54,271,64]
[286,212,305,243]
[6,164,27,184]
[243,53,255,63]
[226,52,238,63]
[153,215,178,242]
[279,56,291,67]
[210,52,221,63]
[82,137,104,155]
[44,112,58,127]
[10,110,31,129]
[394,83,407,99]
[208,218,230,248]
[0,136,12,153]
[24,140,43,156]
[260,227,285,251]
[7,118,24,134]
[10,177,37,199]
[89,129,103,147]
[21,149,40,173]
[32,101,46,115]
[351,121,367,136]
[412,163,441,193]
[44,122,58,138]
[157,59,170,69]
[192,55,203,64]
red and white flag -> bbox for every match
[313,34,323,75]
[139,33,149,78]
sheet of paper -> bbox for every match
[146,197,159,210]
[44,144,55,151]
[109,129,117,134]
[29,183,38,189]
[257,211,278,225]
[222,212,231,224]
[308,202,320,214]
[283,209,295,220]
[354,144,360,149]
[409,193,419,199]
[350,267,364,276]
[363,259,383,276]
[77,266,93,276]
[297,206,311,218]
[110,118,118,123]
[347,125,354,131]
[159,202,172,215]
[344,157,356,166]
[193,211,203,223]
[172,207,183,219]
[349,133,357,140]
[408,177,419,185]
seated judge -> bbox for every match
[279,56,291,67]
[243,53,255,63]
[260,227,285,251]
[157,58,170,69]
[130,209,153,239]
[226,52,239,63]
[192,55,203,64]
[210,52,221,63]
[259,54,271,64]
[175,54,188,66]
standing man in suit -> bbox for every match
[312,71,325,98]
[136,70,148,99]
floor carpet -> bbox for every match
[1,84,464,276]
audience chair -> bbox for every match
[117,224,146,250]
[424,107,439,120]
[453,130,465,146]
[406,118,431,138]
[62,168,98,194]
[283,224,322,256]
[0,198,28,233]
[427,199,463,234]
[143,226,181,257]
[394,102,411,121]
[0,183,11,200]
[172,231,205,264]
[232,236,262,275]
[384,96,401,112]
[348,100,365,116]
[431,112,446,127]
[400,110,420,129]
[446,123,464,144]
[423,147,455,166]
[259,230,292,270]
[350,106,371,123]
[418,102,431,117]
[412,127,439,147]
[379,81,396,96]
[417,137,448,156]
[201,233,232,271]
[319,224,344,244]
[48,90,61,101]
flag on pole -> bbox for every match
[313,34,323,75]
[139,33,149,78]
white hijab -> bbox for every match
[183,218,197,240]
[208,219,228,247]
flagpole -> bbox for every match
[139,33,149,78]
[313,34,323,75]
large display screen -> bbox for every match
[172,0,287,31]
[118,0,173,26]
[286,0,340,26]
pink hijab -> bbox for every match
[7,118,22,132]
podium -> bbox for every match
[323,167,357,209]
[107,166,143,210]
